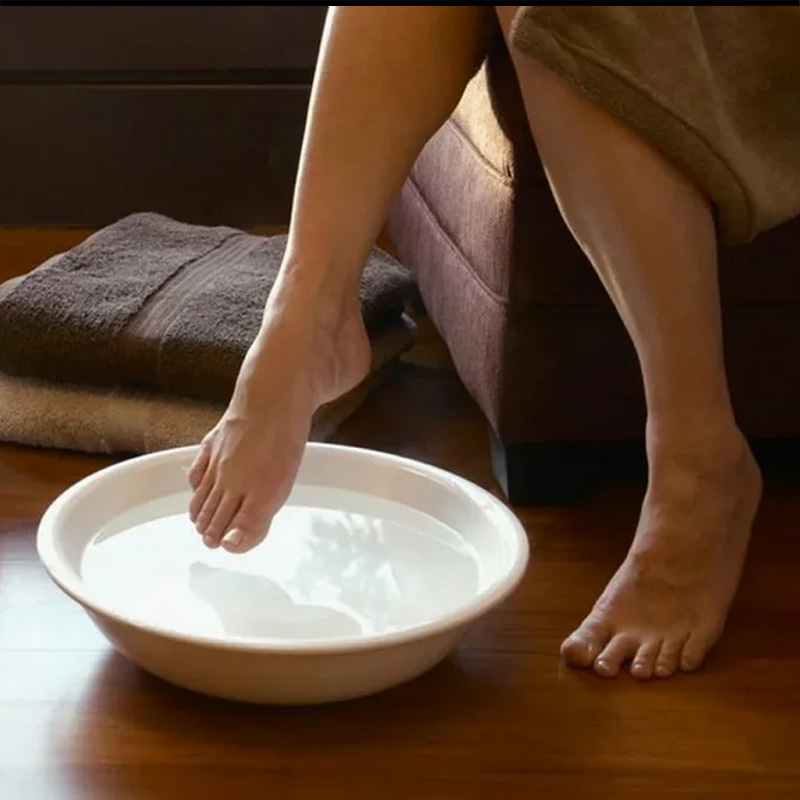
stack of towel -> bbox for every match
[0,213,416,454]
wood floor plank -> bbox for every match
[2,229,800,798]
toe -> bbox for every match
[187,442,212,490]
[655,635,689,679]
[680,631,715,673]
[594,634,640,678]
[195,487,223,541]
[189,467,215,522]
[561,617,612,668]
[221,500,273,554]
[630,639,662,681]
[203,493,243,546]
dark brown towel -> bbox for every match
[511,6,800,244]
[0,213,414,404]
[0,315,416,455]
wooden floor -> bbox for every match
[2,231,800,799]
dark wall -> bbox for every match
[0,6,328,227]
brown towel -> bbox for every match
[0,315,415,455]
[511,6,800,244]
[0,213,415,403]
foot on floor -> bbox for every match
[562,429,762,679]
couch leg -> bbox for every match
[489,429,646,507]
[490,434,589,506]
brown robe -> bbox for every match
[511,6,800,244]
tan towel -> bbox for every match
[511,6,800,244]
[0,213,415,403]
[0,315,415,455]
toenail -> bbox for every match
[224,529,244,548]
[203,535,217,548]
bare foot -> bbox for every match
[562,429,762,680]
[186,275,370,554]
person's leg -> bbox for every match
[495,6,762,679]
[188,6,488,552]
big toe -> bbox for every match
[562,618,612,668]
[221,500,274,554]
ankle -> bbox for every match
[645,415,751,482]
[647,411,744,453]
[277,249,363,308]
[242,275,370,408]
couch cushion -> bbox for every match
[409,67,515,302]
[423,43,800,310]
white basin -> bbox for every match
[37,443,529,704]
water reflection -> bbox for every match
[187,563,363,639]
[82,498,482,641]
[252,505,481,634]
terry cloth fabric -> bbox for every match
[511,6,800,245]
[0,213,415,404]
[0,315,415,455]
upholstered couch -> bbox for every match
[389,40,800,504]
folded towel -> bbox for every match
[511,6,800,244]
[0,213,415,404]
[0,315,415,455]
